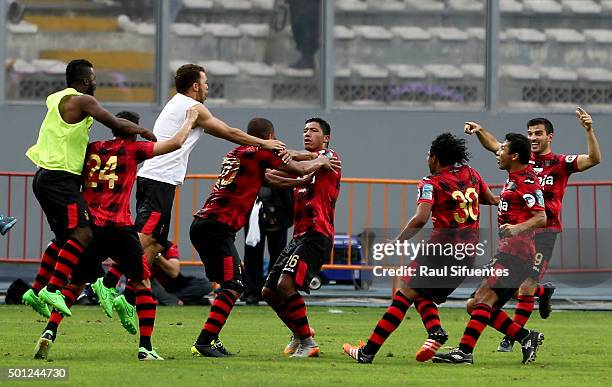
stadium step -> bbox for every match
[40,50,153,71]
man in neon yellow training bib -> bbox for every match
[23,59,156,318]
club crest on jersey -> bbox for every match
[534,167,544,174]
[523,193,536,208]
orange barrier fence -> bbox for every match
[1,171,611,274]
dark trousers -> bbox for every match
[288,0,321,58]
[244,225,289,298]
[151,277,212,306]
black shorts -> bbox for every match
[530,231,559,279]
[484,252,532,308]
[403,254,475,305]
[264,232,332,294]
[134,177,176,245]
[32,168,91,241]
[189,217,245,293]
[73,226,150,284]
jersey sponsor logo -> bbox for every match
[538,175,554,186]
[498,199,509,212]
[565,155,577,163]
[524,178,535,184]
[523,193,536,208]
[419,184,434,201]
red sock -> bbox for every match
[47,239,85,292]
[197,289,238,344]
[414,297,442,333]
[136,287,157,351]
[513,295,535,327]
[285,293,312,340]
[45,284,80,336]
[364,291,412,355]
[490,308,529,342]
[33,240,61,292]
[458,303,492,354]
[267,299,297,332]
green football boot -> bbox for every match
[22,289,51,318]
[113,295,138,335]
[38,286,71,317]
[91,278,117,318]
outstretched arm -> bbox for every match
[575,107,602,172]
[152,106,198,156]
[75,95,156,141]
[464,121,502,154]
[275,155,341,176]
[194,104,285,151]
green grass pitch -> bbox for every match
[1,305,611,386]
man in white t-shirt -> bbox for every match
[133,64,285,264]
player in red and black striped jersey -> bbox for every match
[190,117,339,358]
[464,107,601,351]
[342,133,498,364]
[260,118,341,358]
[33,109,198,361]
[434,133,547,365]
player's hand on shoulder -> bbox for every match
[185,106,199,126]
[140,128,157,142]
[262,139,286,151]
[277,149,292,164]
[576,106,593,131]
[329,157,342,171]
[463,121,483,135]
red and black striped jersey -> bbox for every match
[529,152,578,230]
[497,166,545,260]
[416,164,489,244]
[82,139,154,227]
[292,149,341,240]
[195,146,283,230]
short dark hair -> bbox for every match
[113,111,139,139]
[527,117,554,134]
[305,117,331,136]
[247,117,274,139]
[505,133,531,164]
[429,132,470,166]
[65,59,93,87]
[116,111,140,125]
[175,64,205,94]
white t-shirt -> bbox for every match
[137,93,204,185]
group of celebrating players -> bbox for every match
[20,58,601,365]
[343,108,601,365]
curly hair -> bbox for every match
[429,132,470,166]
